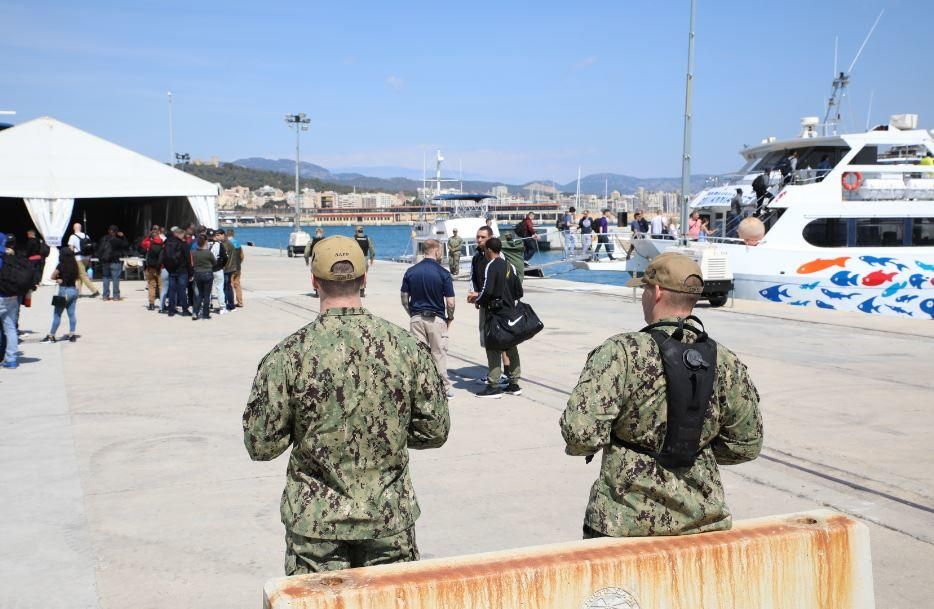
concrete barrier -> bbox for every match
[263,509,874,609]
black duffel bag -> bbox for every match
[484,300,544,352]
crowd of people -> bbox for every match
[0,221,248,369]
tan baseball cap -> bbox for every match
[311,236,366,281]
[625,252,704,294]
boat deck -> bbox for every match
[2,248,932,609]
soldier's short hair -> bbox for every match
[662,275,702,310]
[317,261,364,297]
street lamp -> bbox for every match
[284,113,311,229]
[175,152,190,166]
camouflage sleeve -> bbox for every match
[560,340,627,456]
[242,348,294,461]
[407,345,450,450]
[368,237,376,260]
[711,357,763,465]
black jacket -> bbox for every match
[476,257,523,309]
[159,235,192,273]
[470,251,488,292]
[97,234,129,263]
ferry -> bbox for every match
[576,114,934,319]
[406,193,499,273]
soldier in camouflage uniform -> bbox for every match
[243,236,450,574]
[446,228,464,276]
[560,252,763,537]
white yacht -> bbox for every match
[580,114,934,319]
[407,193,499,273]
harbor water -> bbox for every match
[233,224,631,287]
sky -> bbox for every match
[2,0,931,184]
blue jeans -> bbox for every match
[193,271,213,318]
[50,286,78,335]
[168,271,190,314]
[159,269,169,311]
[0,295,19,364]
[102,262,123,298]
[223,272,235,310]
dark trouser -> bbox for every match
[285,527,419,575]
[167,271,189,314]
[726,213,740,238]
[223,272,235,310]
[593,234,614,258]
[481,309,520,385]
[193,271,213,318]
[583,524,608,539]
[522,238,536,261]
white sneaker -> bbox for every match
[219,309,228,315]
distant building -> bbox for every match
[492,185,509,199]
[192,156,220,167]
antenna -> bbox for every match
[822,10,884,136]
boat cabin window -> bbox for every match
[803,217,934,247]
[849,144,925,165]
[752,146,849,181]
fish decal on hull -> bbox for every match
[797,256,850,274]
[857,297,882,314]
[820,288,858,300]
[881,281,908,298]
[886,305,913,316]
[920,299,934,319]
[916,261,934,272]
[790,300,810,306]
[759,285,791,303]
[896,294,919,303]
[909,274,929,289]
[859,256,909,271]
[830,271,860,287]
[816,300,836,310]
[801,281,820,290]
[862,270,898,287]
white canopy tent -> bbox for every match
[0,116,219,281]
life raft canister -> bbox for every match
[841,171,863,191]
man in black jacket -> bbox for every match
[160,227,192,317]
[471,237,523,398]
[97,225,129,301]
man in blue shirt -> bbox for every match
[401,239,456,399]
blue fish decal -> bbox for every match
[881,281,908,298]
[801,281,820,290]
[821,288,858,300]
[789,300,810,306]
[885,305,913,316]
[920,299,934,319]
[916,261,934,272]
[860,256,909,271]
[816,300,836,310]
[759,285,791,303]
[909,274,929,289]
[857,297,882,314]
[896,294,919,303]
[830,271,860,287]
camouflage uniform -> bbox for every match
[560,316,763,537]
[447,235,464,275]
[243,307,450,574]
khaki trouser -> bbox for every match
[230,270,242,306]
[480,309,520,385]
[285,527,418,575]
[448,256,460,275]
[410,314,450,390]
[75,259,97,295]
[144,267,162,305]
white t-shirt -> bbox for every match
[650,216,665,236]
[68,232,86,261]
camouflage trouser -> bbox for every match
[284,526,419,575]
[448,256,460,276]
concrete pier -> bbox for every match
[1,247,931,609]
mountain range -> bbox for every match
[231,157,715,195]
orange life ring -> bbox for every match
[841,171,863,191]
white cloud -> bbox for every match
[385,75,404,90]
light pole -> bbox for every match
[679,0,696,244]
[284,113,311,229]
[175,152,190,166]
[167,92,175,166]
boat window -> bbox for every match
[855,218,906,247]
[802,218,847,247]
[913,218,934,246]
[849,144,925,165]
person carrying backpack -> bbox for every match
[41,247,81,343]
[159,226,192,317]
[66,222,99,297]
[96,225,129,301]
[141,225,165,311]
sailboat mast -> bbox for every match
[679,0,696,243]
[576,166,581,210]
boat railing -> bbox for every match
[838,164,934,201]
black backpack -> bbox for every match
[146,241,164,268]
[39,241,51,258]
[79,236,94,256]
[0,255,35,297]
[514,221,528,238]
[160,240,185,271]
[96,238,113,262]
